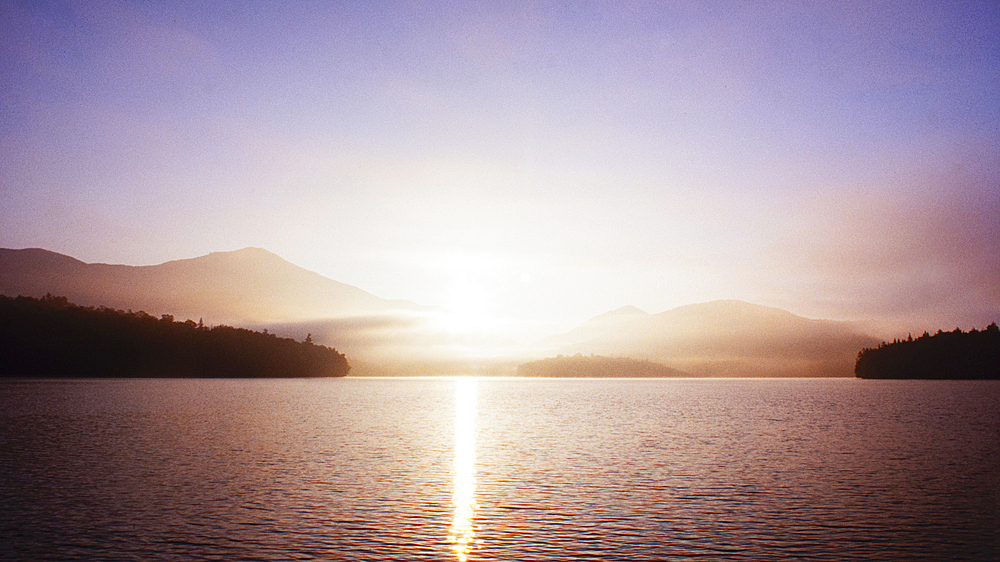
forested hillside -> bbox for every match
[0,294,349,378]
[855,324,1000,379]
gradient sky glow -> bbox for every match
[2,0,998,341]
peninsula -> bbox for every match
[0,294,349,378]
[854,324,1000,379]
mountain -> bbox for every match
[584,305,649,323]
[0,247,506,376]
[0,248,879,377]
[535,300,878,377]
[0,247,425,326]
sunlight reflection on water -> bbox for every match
[2,378,999,560]
[448,377,478,561]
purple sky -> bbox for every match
[2,0,998,340]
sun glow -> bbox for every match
[448,377,478,560]
[434,253,499,335]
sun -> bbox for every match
[433,252,498,335]
[442,286,490,332]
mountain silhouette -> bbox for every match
[0,247,427,326]
[536,300,878,377]
[0,247,507,375]
[1,248,878,377]
[583,305,650,323]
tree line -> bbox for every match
[855,323,999,379]
[0,294,349,378]
[517,353,687,378]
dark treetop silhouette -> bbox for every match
[854,323,1000,379]
[518,353,687,378]
[0,294,349,378]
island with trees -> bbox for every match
[517,353,687,378]
[0,294,349,378]
[855,323,1000,379]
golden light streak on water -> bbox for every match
[448,377,478,561]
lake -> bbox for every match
[1,377,998,560]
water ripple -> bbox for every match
[1,378,998,560]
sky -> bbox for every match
[2,0,998,341]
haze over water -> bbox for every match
[3,3,998,558]
[3,377,998,560]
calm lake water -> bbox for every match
[1,377,998,561]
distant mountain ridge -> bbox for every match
[536,300,878,377]
[583,305,650,323]
[1,247,879,377]
[0,247,426,326]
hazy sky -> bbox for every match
[2,0,998,340]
